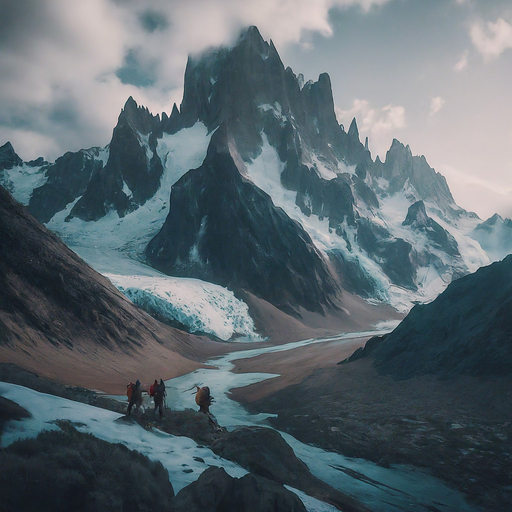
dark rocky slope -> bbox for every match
[146,127,339,314]
[0,185,215,389]
[0,424,175,512]
[361,255,512,379]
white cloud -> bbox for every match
[336,99,406,158]
[470,17,512,60]
[0,0,394,161]
[454,50,469,72]
[429,96,445,116]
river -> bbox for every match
[165,330,479,512]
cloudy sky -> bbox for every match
[1,0,511,219]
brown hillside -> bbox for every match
[0,186,225,394]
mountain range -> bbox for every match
[1,25,511,337]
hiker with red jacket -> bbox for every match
[149,379,158,398]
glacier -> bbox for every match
[105,273,262,341]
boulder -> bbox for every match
[172,466,306,512]
[211,426,372,512]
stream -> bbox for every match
[165,330,479,512]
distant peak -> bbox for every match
[238,25,264,44]
[118,96,160,135]
[388,138,412,156]
[0,141,23,170]
[348,118,359,140]
[123,96,139,112]
[484,213,503,225]
[235,25,273,57]
[1,141,15,152]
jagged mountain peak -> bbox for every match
[348,117,360,141]
[0,141,23,170]
[369,137,455,211]
[118,95,161,136]
[2,24,497,321]
[1,141,16,153]
[470,212,512,261]
[478,212,506,227]
[385,138,412,163]
[236,25,266,50]
[403,200,429,227]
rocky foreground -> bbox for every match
[0,363,370,512]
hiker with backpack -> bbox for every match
[149,379,158,398]
[154,379,166,419]
[127,379,143,415]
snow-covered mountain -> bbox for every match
[0,26,508,335]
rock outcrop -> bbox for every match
[69,97,163,221]
[28,148,103,223]
[172,466,307,512]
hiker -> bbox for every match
[154,379,166,419]
[195,385,212,414]
[149,379,158,398]
[127,379,143,415]
[126,381,135,402]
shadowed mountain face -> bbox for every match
[368,255,512,379]
[0,185,192,353]
[145,128,338,315]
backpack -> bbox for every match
[127,382,135,401]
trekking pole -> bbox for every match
[182,384,201,393]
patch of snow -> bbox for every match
[297,73,305,90]
[94,146,109,165]
[258,102,287,126]
[122,180,133,199]
[308,152,337,181]
[138,132,153,164]
[0,163,48,205]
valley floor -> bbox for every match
[231,342,512,512]
[3,320,510,511]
